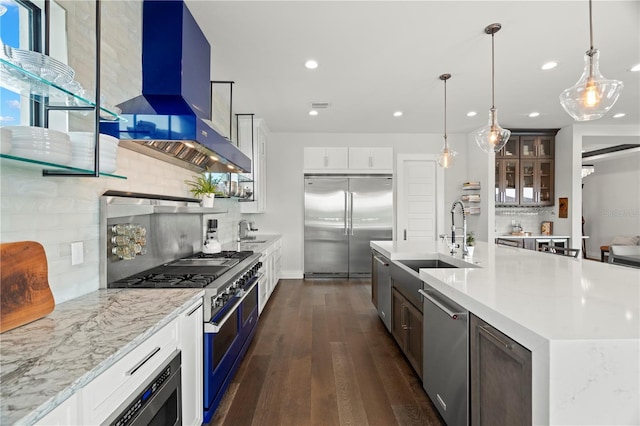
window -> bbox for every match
[0,0,41,126]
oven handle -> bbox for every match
[205,276,261,333]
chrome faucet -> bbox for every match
[450,200,468,256]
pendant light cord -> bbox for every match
[443,78,448,144]
[491,31,496,109]
[589,0,594,51]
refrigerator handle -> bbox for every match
[349,192,354,236]
[344,191,349,236]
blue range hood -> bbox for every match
[100,0,250,173]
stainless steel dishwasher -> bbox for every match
[419,283,468,426]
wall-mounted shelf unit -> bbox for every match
[461,182,481,215]
[0,154,126,179]
[0,58,124,121]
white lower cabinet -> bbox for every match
[257,237,282,315]
[81,318,180,424]
[180,300,203,426]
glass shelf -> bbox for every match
[1,154,127,179]
[0,58,125,121]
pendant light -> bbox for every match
[437,73,456,168]
[559,0,623,121]
[475,23,511,154]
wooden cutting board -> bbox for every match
[1,241,55,333]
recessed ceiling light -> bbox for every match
[309,110,318,116]
[209,155,219,161]
[466,111,477,117]
[183,142,195,148]
[528,112,540,118]
[393,111,403,117]
[630,64,640,72]
[227,164,234,170]
[305,60,318,69]
[613,113,626,118]
[541,61,558,70]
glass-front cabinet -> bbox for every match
[495,159,519,205]
[520,135,553,159]
[495,131,556,207]
[520,159,554,206]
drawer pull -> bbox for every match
[187,303,203,317]
[479,325,513,350]
[127,346,161,376]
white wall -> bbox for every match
[583,152,640,258]
[254,132,468,278]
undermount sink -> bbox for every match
[396,259,459,273]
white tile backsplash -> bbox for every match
[0,0,249,304]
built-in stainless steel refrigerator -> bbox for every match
[304,175,393,277]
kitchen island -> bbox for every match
[371,240,639,425]
[0,288,204,425]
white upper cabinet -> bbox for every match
[303,147,349,171]
[348,147,393,173]
[303,147,392,173]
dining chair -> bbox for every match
[538,244,580,258]
[496,238,523,248]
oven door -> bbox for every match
[203,296,242,414]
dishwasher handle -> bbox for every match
[418,289,466,320]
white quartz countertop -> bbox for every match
[371,240,639,343]
[0,288,204,425]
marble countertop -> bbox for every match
[0,288,204,425]
[371,240,639,342]
[371,240,640,424]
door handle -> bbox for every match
[349,192,354,236]
[418,289,465,320]
[479,325,513,350]
[344,191,349,236]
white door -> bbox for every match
[396,155,443,242]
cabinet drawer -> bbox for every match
[81,318,179,424]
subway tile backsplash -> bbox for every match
[0,149,242,304]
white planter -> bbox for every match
[467,246,475,257]
[201,194,215,208]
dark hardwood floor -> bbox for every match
[207,278,444,426]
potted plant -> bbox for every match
[185,173,222,207]
[466,232,475,256]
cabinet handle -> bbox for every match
[402,306,410,330]
[403,229,407,241]
[418,289,464,320]
[400,305,407,329]
[187,302,203,317]
[127,347,161,376]
[373,255,389,267]
[479,325,513,350]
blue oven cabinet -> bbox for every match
[203,279,259,423]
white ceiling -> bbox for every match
[185,0,640,150]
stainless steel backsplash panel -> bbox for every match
[100,192,203,287]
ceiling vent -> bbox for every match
[310,102,331,109]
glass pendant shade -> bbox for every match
[474,108,511,153]
[437,138,457,168]
[559,49,623,121]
